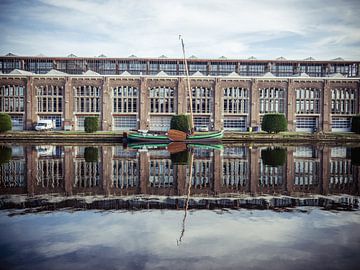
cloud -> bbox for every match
[0,0,359,59]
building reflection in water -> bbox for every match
[0,144,359,198]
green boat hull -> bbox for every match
[126,130,224,143]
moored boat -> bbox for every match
[125,129,224,143]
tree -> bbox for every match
[84,147,99,162]
[170,114,191,133]
[261,147,287,167]
[84,116,99,133]
[351,115,360,134]
[0,113,12,132]
[261,113,287,133]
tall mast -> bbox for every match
[180,36,194,132]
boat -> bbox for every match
[124,36,224,143]
[125,129,224,143]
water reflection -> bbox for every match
[0,143,359,210]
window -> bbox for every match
[149,159,174,188]
[222,159,248,188]
[188,87,213,114]
[113,116,137,130]
[112,159,139,189]
[113,86,138,113]
[194,116,211,130]
[149,86,175,113]
[295,88,320,114]
[296,117,317,130]
[74,159,100,188]
[259,162,284,187]
[259,88,285,113]
[10,115,24,130]
[0,85,25,112]
[39,115,62,129]
[223,87,249,114]
[331,88,356,114]
[332,117,351,130]
[37,159,64,188]
[188,160,213,189]
[74,85,101,113]
[36,85,63,112]
[149,116,172,131]
[0,158,26,188]
[224,116,247,131]
[294,159,319,186]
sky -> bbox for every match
[0,0,359,60]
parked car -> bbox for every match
[35,120,55,131]
[196,125,209,132]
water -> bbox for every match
[0,143,359,270]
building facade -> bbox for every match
[0,55,359,132]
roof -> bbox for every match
[46,69,67,75]
[9,69,34,75]
[158,55,168,59]
[219,56,227,59]
[263,72,275,77]
[304,57,316,61]
[276,56,287,60]
[120,71,132,76]
[248,56,257,60]
[227,71,240,77]
[189,55,198,59]
[67,54,77,57]
[83,69,100,76]
[328,72,345,78]
[293,72,310,77]
[156,70,168,76]
[98,54,107,58]
[332,57,344,61]
[129,54,137,58]
[5,53,17,57]
[191,71,204,76]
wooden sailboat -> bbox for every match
[125,36,224,143]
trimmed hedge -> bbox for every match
[261,147,287,167]
[84,116,99,133]
[84,147,99,162]
[170,114,191,133]
[170,150,190,165]
[351,115,360,134]
[351,148,360,166]
[0,146,12,165]
[261,113,287,133]
[0,113,12,132]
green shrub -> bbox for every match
[261,113,287,133]
[84,147,99,162]
[0,146,12,165]
[170,150,190,165]
[351,147,360,166]
[351,115,360,134]
[0,113,12,132]
[261,147,287,167]
[170,114,191,133]
[84,116,99,133]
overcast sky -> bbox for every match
[0,0,359,60]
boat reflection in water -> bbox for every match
[0,143,359,211]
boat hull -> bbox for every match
[126,130,224,143]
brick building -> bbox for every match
[0,54,359,132]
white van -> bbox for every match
[35,120,55,131]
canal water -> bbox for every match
[0,143,359,270]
